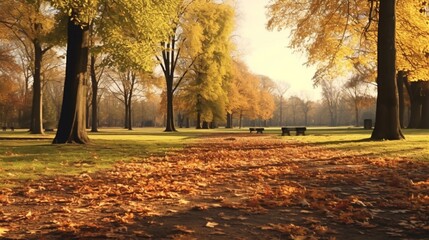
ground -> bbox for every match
[0,134,428,239]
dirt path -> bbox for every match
[0,134,428,239]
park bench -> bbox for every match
[44,128,55,132]
[249,127,265,134]
[281,127,307,136]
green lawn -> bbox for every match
[0,127,427,188]
[272,127,429,162]
[0,128,200,187]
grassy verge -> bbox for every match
[272,127,429,162]
[1,127,427,188]
[0,128,204,188]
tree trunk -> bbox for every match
[408,81,423,128]
[53,18,90,144]
[177,113,183,128]
[185,117,190,128]
[354,103,359,127]
[329,109,335,127]
[85,97,90,129]
[279,96,283,126]
[397,71,405,128]
[196,111,202,129]
[371,0,404,140]
[419,82,429,128]
[127,96,132,130]
[226,112,232,128]
[304,112,308,126]
[90,55,98,132]
[239,110,243,129]
[164,76,176,132]
[30,39,44,134]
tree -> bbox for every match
[0,0,62,134]
[299,97,313,126]
[89,52,107,132]
[184,1,235,129]
[51,0,180,142]
[344,74,376,127]
[95,0,181,131]
[107,69,138,130]
[52,16,90,144]
[226,60,259,128]
[371,0,404,140]
[257,75,276,126]
[275,81,289,126]
[0,44,21,127]
[320,79,342,126]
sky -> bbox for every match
[234,0,322,100]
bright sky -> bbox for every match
[234,0,321,100]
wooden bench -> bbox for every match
[249,127,264,134]
[281,127,307,136]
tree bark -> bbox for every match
[408,81,423,128]
[419,82,429,128]
[226,112,232,128]
[239,110,243,129]
[165,76,176,131]
[127,93,132,130]
[196,110,201,129]
[30,38,44,134]
[371,0,404,140]
[397,71,405,128]
[53,18,90,144]
[90,55,99,132]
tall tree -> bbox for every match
[320,79,342,126]
[226,60,260,128]
[97,0,181,131]
[0,0,61,134]
[107,69,138,130]
[156,0,200,132]
[184,1,235,128]
[53,16,90,143]
[344,74,375,127]
[275,81,289,126]
[371,0,404,140]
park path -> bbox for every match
[0,134,428,239]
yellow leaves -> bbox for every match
[115,212,134,224]
[0,227,8,236]
[205,221,219,228]
[174,225,195,233]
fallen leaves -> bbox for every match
[0,135,428,239]
[0,227,8,236]
[205,221,219,228]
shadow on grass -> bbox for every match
[307,138,373,146]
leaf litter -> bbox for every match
[0,134,428,239]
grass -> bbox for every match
[0,126,428,188]
[271,127,429,162]
[0,128,203,187]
